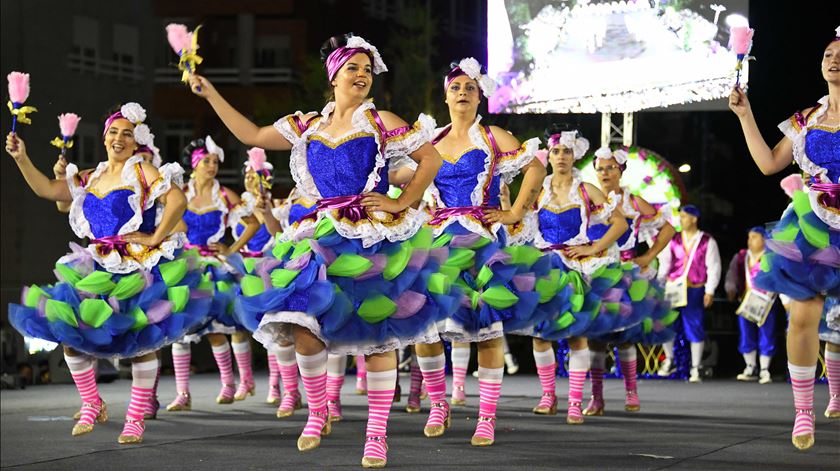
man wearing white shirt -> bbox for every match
[656,205,722,383]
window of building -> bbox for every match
[71,16,99,73]
[111,24,140,80]
[254,35,291,68]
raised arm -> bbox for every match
[728,87,795,175]
[5,133,72,202]
[189,75,292,151]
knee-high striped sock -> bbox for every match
[232,339,254,386]
[356,354,367,378]
[276,345,299,394]
[172,343,191,394]
[326,354,347,402]
[619,346,638,392]
[589,350,606,401]
[297,350,328,438]
[568,348,588,421]
[451,345,470,393]
[534,348,556,394]
[65,354,101,426]
[267,352,281,398]
[363,369,397,461]
[121,357,158,438]
[418,353,447,427]
[409,358,423,396]
[788,363,816,439]
[473,366,503,441]
[826,348,840,415]
[212,342,235,386]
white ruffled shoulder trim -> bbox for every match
[590,189,622,226]
[497,137,540,185]
[778,96,831,183]
[809,189,840,230]
[637,201,672,246]
[228,191,256,230]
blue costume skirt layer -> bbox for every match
[179,252,244,341]
[10,246,212,359]
[234,220,461,356]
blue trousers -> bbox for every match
[675,287,706,342]
[737,302,779,356]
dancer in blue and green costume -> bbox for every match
[6,102,209,444]
[189,33,459,467]
[166,136,261,411]
[509,125,632,426]
[728,28,840,449]
[391,57,547,446]
[584,145,678,416]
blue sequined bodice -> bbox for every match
[289,200,317,225]
[183,209,224,245]
[805,129,840,183]
[306,134,389,197]
[538,206,585,245]
[83,189,155,239]
[235,223,271,252]
[435,149,501,208]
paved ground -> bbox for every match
[1,374,838,470]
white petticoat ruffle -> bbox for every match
[253,311,441,357]
[440,319,504,344]
[809,188,840,231]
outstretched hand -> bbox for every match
[5,132,27,162]
[728,86,751,119]
[188,74,217,99]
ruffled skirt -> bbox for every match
[234,221,460,356]
[9,245,212,359]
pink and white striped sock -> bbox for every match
[826,348,840,414]
[267,352,281,399]
[451,345,470,394]
[356,354,367,379]
[297,350,328,438]
[121,358,158,439]
[567,348,588,421]
[277,345,300,411]
[232,339,254,387]
[409,359,423,400]
[172,343,191,394]
[65,354,102,426]
[619,346,638,392]
[473,366,503,442]
[212,342,236,401]
[418,353,447,427]
[363,369,397,461]
[533,347,556,408]
[788,362,816,439]
[326,354,347,419]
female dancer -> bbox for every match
[166,136,260,411]
[193,33,455,467]
[584,146,677,415]
[728,29,840,449]
[518,127,630,425]
[395,57,546,445]
[6,103,209,443]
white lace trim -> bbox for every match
[557,244,620,279]
[185,179,229,244]
[590,190,622,226]
[383,118,434,165]
[227,191,256,230]
[440,319,503,344]
[274,111,321,201]
[275,187,298,230]
[497,137,540,185]
[778,95,832,183]
[504,209,539,246]
[637,202,672,246]
[809,188,840,230]
[467,115,497,207]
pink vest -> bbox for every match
[667,232,711,287]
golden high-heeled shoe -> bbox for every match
[167,392,192,412]
[117,418,145,445]
[532,393,557,415]
[276,393,303,418]
[423,402,451,438]
[451,385,466,406]
[297,411,330,452]
[234,382,256,401]
[825,394,840,419]
[216,384,235,404]
[566,402,584,425]
[361,436,388,469]
[792,433,814,451]
[71,400,108,436]
[583,396,604,416]
[470,416,495,447]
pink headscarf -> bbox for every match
[326,47,373,81]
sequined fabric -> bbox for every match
[83,189,155,238]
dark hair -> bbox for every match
[319,33,353,63]
[543,123,575,142]
[182,138,207,167]
[101,104,122,123]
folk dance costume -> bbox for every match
[724,227,782,384]
[760,95,840,437]
[9,103,210,443]
[510,130,637,425]
[167,136,258,411]
[584,146,679,416]
[656,206,722,382]
[229,34,460,466]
